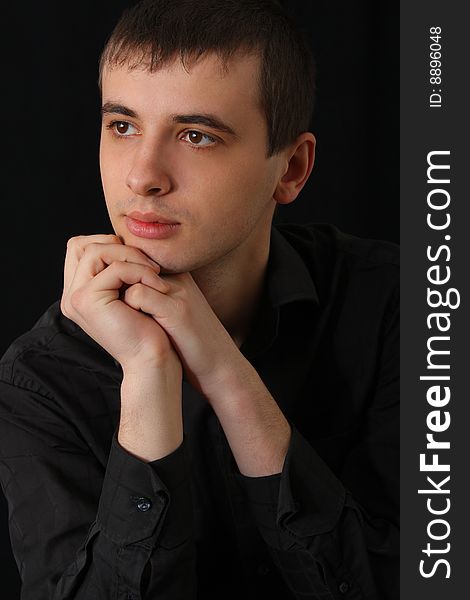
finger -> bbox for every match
[63,234,122,298]
[81,243,161,276]
[68,243,162,297]
[123,282,174,319]
[69,261,165,318]
[87,261,170,298]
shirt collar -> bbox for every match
[267,226,319,308]
[239,226,319,360]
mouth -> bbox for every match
[126,210,179,224]
[125,211,181,240]
[125,210,181,240]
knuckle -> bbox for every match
[108,259,123,272]
[83,242,101,257]
[68,234,120,254]
[126,283,143,302]
[66,235,84,250]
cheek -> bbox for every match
[208,152,269,198]
[215,155,273,213]
[100,145,127,196]
[234,150,273,192]
[197,171,273,237]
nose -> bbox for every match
[126,142,172,197]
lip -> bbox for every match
[125,213,180,240]
[126,210,179,224]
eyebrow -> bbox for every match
[101,102,239,138]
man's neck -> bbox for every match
[191,224,271,348]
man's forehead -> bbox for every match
[101,50,261,103]
[101,51,264,127]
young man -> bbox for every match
[0,1,399,599]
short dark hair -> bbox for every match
[98,0,315,158]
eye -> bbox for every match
[106,120,139,137]
[181,130,217,148]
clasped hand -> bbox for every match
[60,234,239,394]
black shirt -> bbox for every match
[0,223,399,600]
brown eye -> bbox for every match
[183,130,217,148]
[106,121,138,137]
[115,122,129,135]
[188,131,203,143]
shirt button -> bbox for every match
[338,581,350,594]
[136,497,152,512]
[257,564,271,576]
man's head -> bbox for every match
[99,0,316,158]
[99,0,316,275]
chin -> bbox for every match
[118,232,209,274]
[118,235,177,269]
[158,258,208,276]
[150,256,195,275]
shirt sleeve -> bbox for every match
[235,291,399,600]
[0,379,196,600]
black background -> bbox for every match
[0,1,398,595]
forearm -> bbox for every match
[206,356,291,477]
[119,362,183,462]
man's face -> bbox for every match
[99,51,286,274]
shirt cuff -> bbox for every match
[97,430,192,548]
[235,424,345,550]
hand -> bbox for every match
[60,234,180,373]
[120,270,244,395]
[121,271,292,474]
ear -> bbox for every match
[273,133,316,205]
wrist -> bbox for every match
[201,350,257,403]
[121,349,182,380]
[119,362,183,462]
